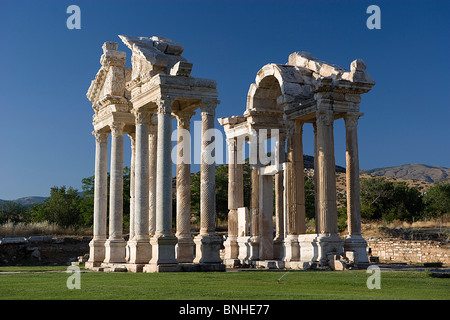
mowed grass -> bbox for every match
[0,267,448,300]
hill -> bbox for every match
[361,163,450,183]
[0,196,47,207]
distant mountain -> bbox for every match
[0,196,48,207]
[361,163,450,183]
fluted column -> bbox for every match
[128,109,152,266]
[128,133,136,240]
[194,100,222,264]
[86,131,108,268]
[175,110,195,263]
[224,137,239,261]
[147,98,178,271]
[104,121,126,264]
[248,137,260,260]
[315,109,338,234]
[343,112,369,267]
[148,123,158,238]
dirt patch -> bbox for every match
[0,236,90,266]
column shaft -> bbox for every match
[128,109,152,266]
[147,98,178,271]
[316,110,338,234]
[345,113,362,235]
[87,131,108,267]
[104,121,126,264]
[175,111,195,263]
[194,101,222,264]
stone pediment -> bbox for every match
[86,42,131,117]
[119,35,188,83]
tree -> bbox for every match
[423,183,450,218]
[0,201,31,224]
[360,177,423,222]
[32,186,82,228]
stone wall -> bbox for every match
[367,238,449,265]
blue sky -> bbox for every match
[0,0,449,200]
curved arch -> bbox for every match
[246,63,309,114]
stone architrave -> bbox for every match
[194,101,222,265]
[104,121,127,264]
[86,131,108,268]
[175,110,195,263]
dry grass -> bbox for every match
[0,221,92,238]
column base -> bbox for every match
[85,238,106,269]
[146,234,178,271]
[237,236,251,263]
[176,235,195,263]
[344,234,370,269]
[283,234,300,262]
[103,238,126,264]
[298,233,344,266]
[193,233,222,264]
[127,237,152,264]
[223,235,239,260]
[273,237,284,260]
[248,236,260,261]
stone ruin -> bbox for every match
[85,35,374,272]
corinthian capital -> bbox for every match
[344,112,362,128]
[133,109,151,125]
[110,121,125,136]
[92,130,108,143]
[156,98,173,114]
[315,110,334,127]
[175,110,196,129]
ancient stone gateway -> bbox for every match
[85,36,223,272]
[85,35,374,272]
[219,52,375,269]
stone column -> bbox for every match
[284,120,305,262]
[315,109,338,234]
[128,133,136,240]
[146,98,179,272]
[194,100,222,265]
[86,131,108,268]
[274,134,286,254]
[224,137,239,263]
[313,123,319,233]
[343,112,369,267]
[126,133,135,263]
[175,110,195,263]
[104,121,126,264]
[148,124,158,238]
[248,137,260,260]
[128,109,152,267]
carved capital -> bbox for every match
[156,98,173,114]
[134,109,151,125]
[110,121,125,136]
[315,110,334,127]
[175,110,195,129]
[92,131,108,143]
[344,112,361,129]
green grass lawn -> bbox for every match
[0,266,448,300]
